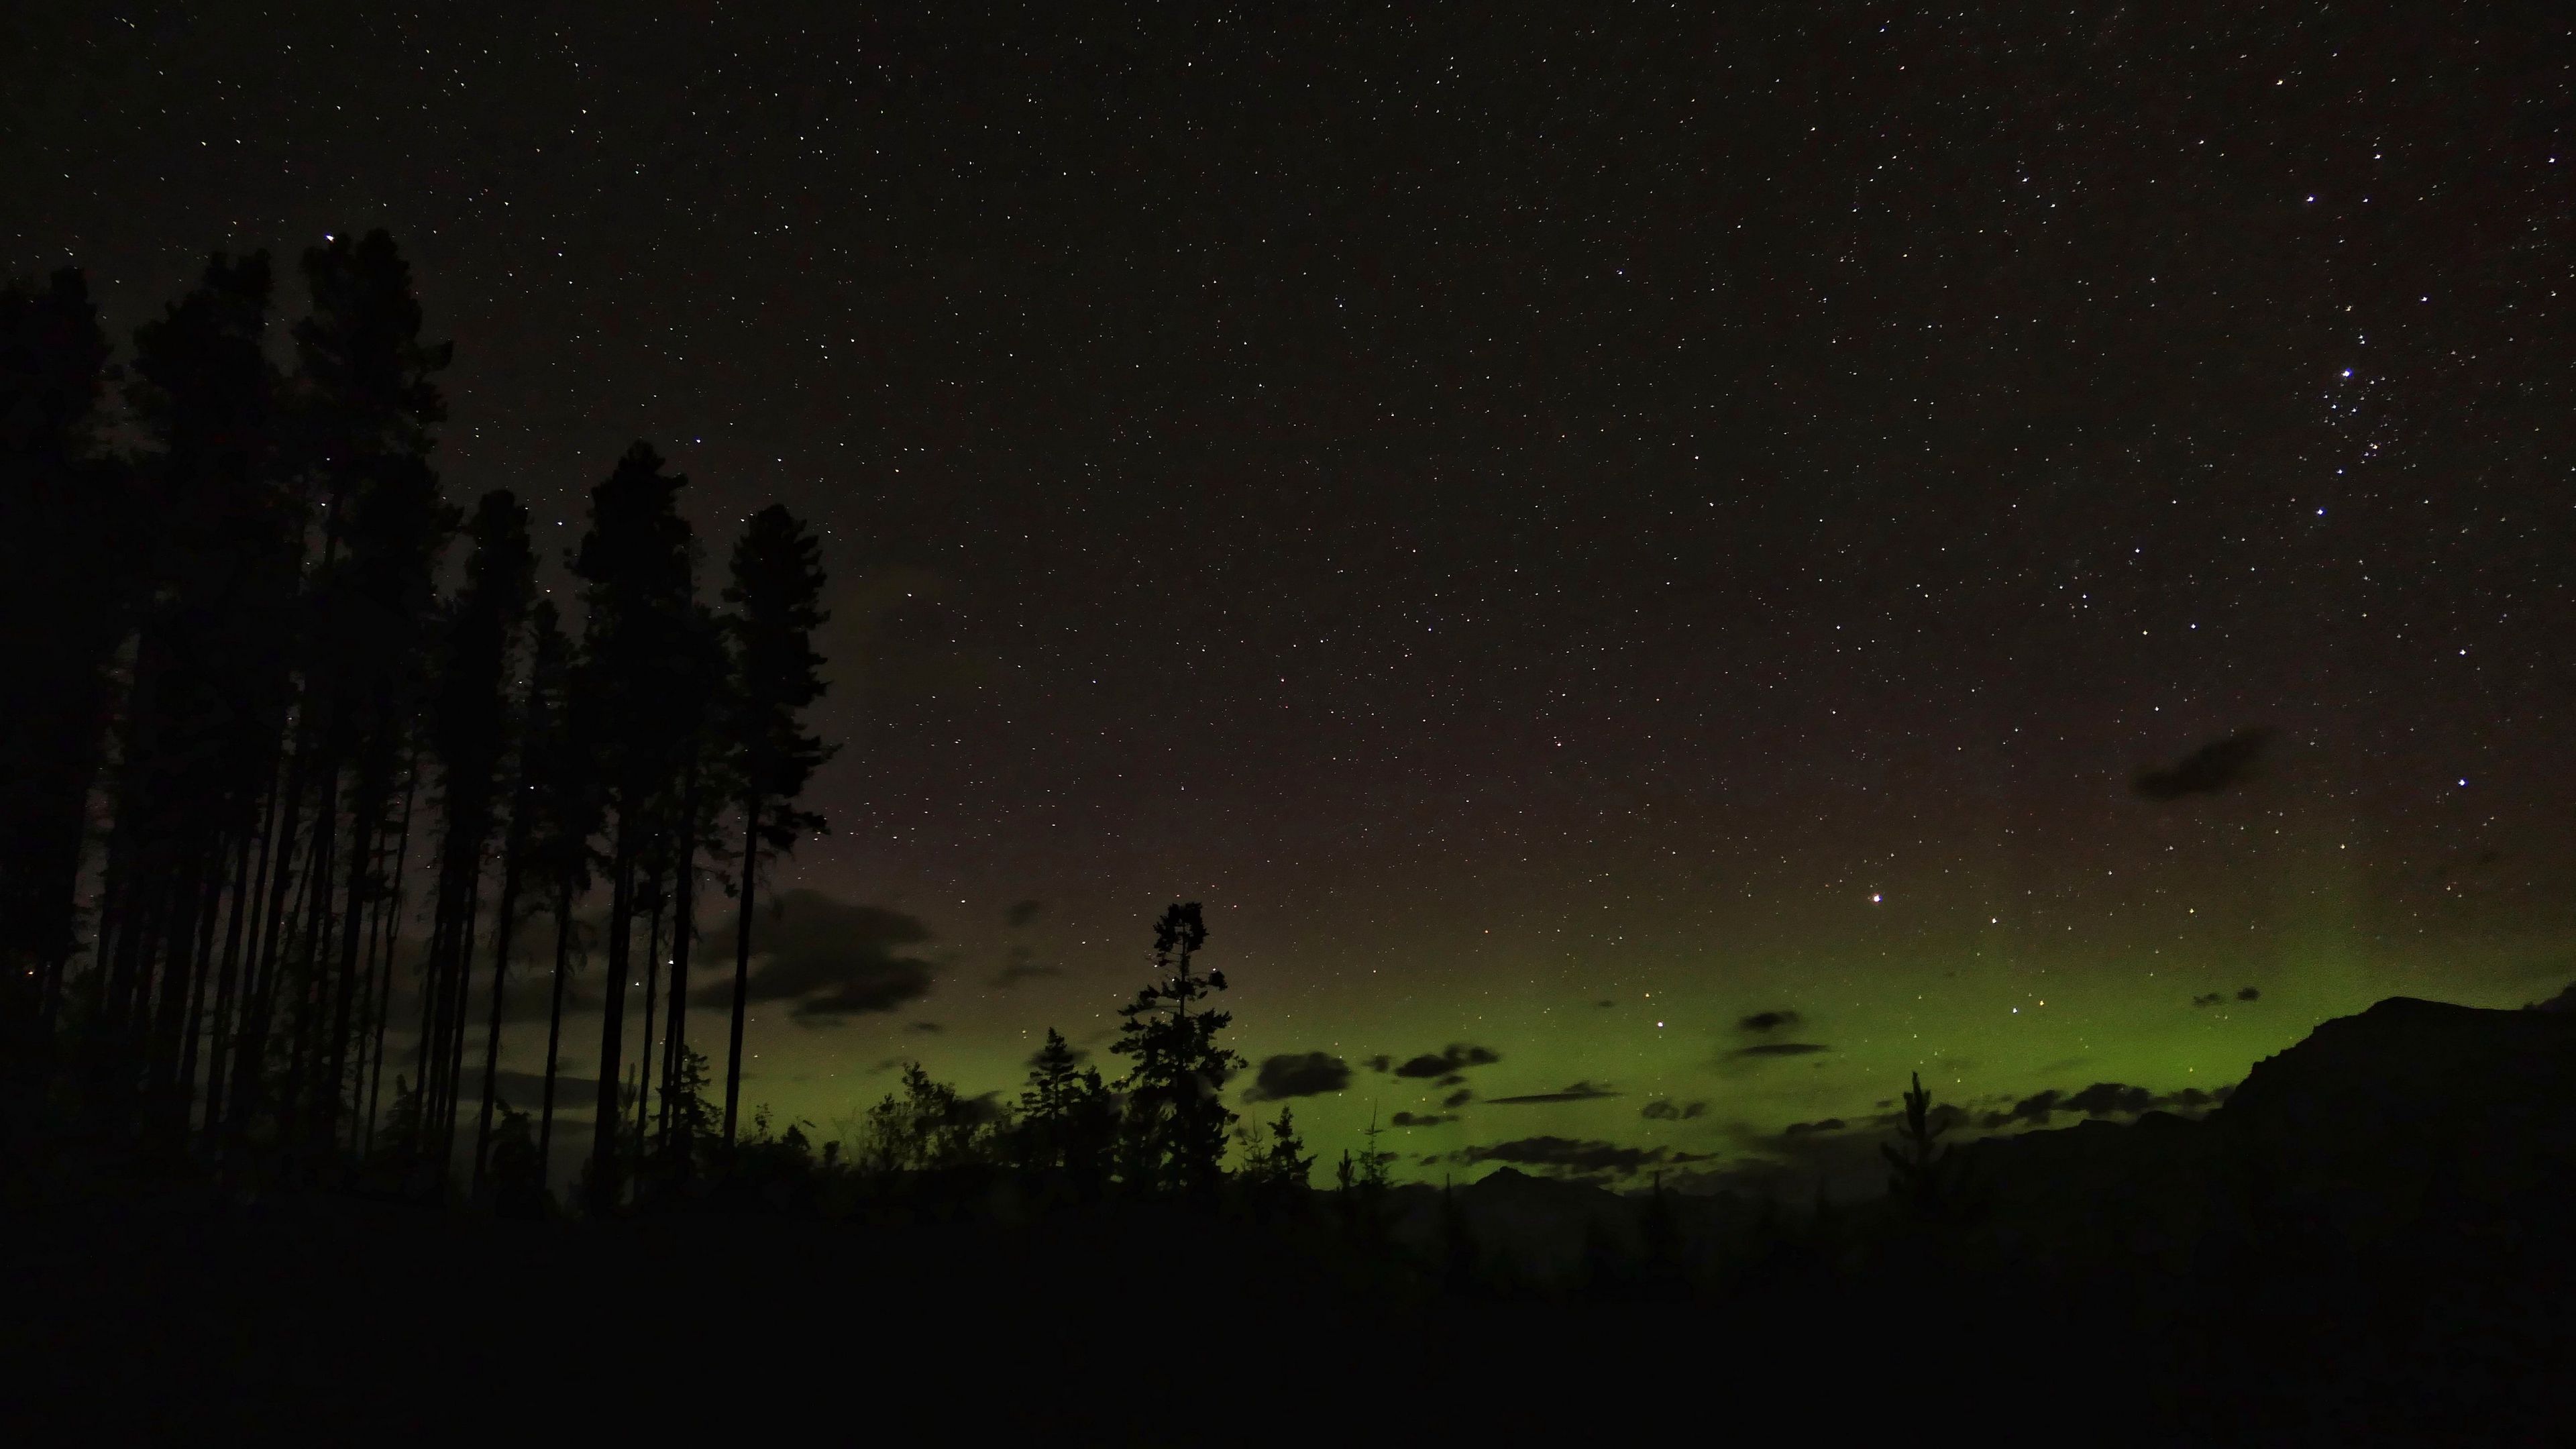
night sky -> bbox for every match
[13,3,2574,1184]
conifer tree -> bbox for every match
[468,523,551,1195]
[0,269,134,1028]
[649,602,732,1175]
[1244,1104,1316,1214]
[3,274,142,1053]
[264,229,451,1166]
[1014,1027,1116,1197]
[573,442,698,1210]
[1109,903,1244,1197]
[718,505,833,1144]
[419,490,531,1182]
[520,601,596,1179]
[107,251,290,1133]
[1883,1071,1959,1222]
[1017,1028,1085,1170]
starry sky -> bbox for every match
[11,2,2575,1184]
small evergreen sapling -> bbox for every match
[1883,1071,1960,1221]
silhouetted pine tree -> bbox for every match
[104,252,291,1145]
[1883,1071,1960,1222]
[463,500,547,1197]
[1335,1108,1399,1249]
[0,269,138,1035]
[573,442,699,1212]
[484,1100,545,1220]
[1014,1028,1118,1203]
[718,504,833,1144]
[652,603,734,1180]
[860,1063,997,1176]
[1110,904,1244,1199]
[519,601,598,1179]
[265,230,452,1171]
[1244,1104,1316,1216]
[655,1044,718,1171]
[1018,1028,1082,1166]
[417,490,531,1187]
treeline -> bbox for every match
[0,233,831,1212]
[504,900,1334,1224]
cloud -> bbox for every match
[1392,1044,1503,1079]
[1593,1000,1615,1009]
[1458,1136,1686,1181]
[694,890,936,1020]
[1442,1087,1474,1109]
[907,1021,943,1034]
[1986,1089,2063,1129]
[1737,1010,1803,1034]
[1781,1117,1845,1136]
[2192,993,2226,1008]
[991,944,1064,989]
[464,1068,600,1108]
[1362,1055,1391,1073]
[1390,1111,1456,1128]
[401,964,602,1026]
[1640,1099,1708,1122]
[2134,727,2271,801]
[2062,1083,2155,1117]
[1486,1080,1620,1104]
[2235,986,2261,1002]
[1729,1042,1831,1059]
[1980,1081,2229,1130]
[793,971,936,1019]
[1004,899,1044,929]
[1243,1051,1351,1102]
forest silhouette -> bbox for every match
[5,238,2575,1442]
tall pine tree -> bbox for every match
[572,442,698,1210]
[1110,904,1243,1199]
[718,505,833,1144]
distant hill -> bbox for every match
[1413,993,2576,1281]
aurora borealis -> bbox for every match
[15,3,2571,1185]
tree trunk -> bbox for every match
[660,755,701,1164]
[200,792,270,1148]
[469,802,531,1197]
[723,794,762,1144]
[171,857,226,1134]
[319,762,390,1159]
[589,823,637,1212]
[634,870,665,1158]
[227,739,310,1144]
[433,883,482,1181]
[278,763,341,1165]
[537,875,575,1189]
[361,769,417,1157]
[411,831,463,1167]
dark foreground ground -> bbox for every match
[14,994,2576,1443]
[7,1190,2571,1446]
